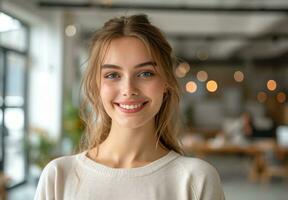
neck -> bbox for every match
[90,121,168,168]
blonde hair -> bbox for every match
[80,14,183,154]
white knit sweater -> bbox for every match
[34,151,225,200]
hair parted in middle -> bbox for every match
[80,14,183,154]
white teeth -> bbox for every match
[119,103,143,110]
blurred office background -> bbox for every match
[0,0,288,199]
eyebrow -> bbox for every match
[101,61,156,69]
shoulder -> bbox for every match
[176,155,220,178]
[47,153,79,167]
[41,153,79,176]
[172,154,225,200]
[34,153,83,199]
[37,153,81,186]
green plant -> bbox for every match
[28,127,57,169]
[63,99,84,152]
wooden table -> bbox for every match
[183,140,288,183]
[185,143,258,157]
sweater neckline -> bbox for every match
[77,150,180,177]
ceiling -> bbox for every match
[32,0,288,64]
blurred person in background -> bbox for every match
[222,112,254,146]
[223,111,276,146]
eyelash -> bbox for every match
[104,71,155,79]
[137,71,155,78]
[104,72,120,79]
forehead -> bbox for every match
[102,36,152,66]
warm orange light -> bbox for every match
[196,70,208,82]
[186,81,197,93]
[267,80,277,91]
[276,92,286,103]
[206,80,218,92]
[257,92,267,103]
[234,71,244,82]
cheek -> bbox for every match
[100,82,116,104]
[145,80,166,100]
[153,80,166,93]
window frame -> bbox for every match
[0,10,30,189]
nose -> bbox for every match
[121,77,139,97]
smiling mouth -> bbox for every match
[114,101,149,112]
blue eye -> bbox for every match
[104,73,120,79]
[138,71,154,78]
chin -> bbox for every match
[114,117,153,130]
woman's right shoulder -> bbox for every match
[41,152,83,176]
[34,152,85,200]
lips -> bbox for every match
[114,100,149,113]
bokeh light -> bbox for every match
[175,67,186,78]
[196,70,208,82]
[276,92,286,103]
[186,81,197,93]
[267,80,277,91]
[206,80,218,92]
[197,50,209,61]
[175,62,190,78]
[234,71,244,82]
[65,25,77,37]
[179,62,190,73]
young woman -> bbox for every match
[34,14,225,200]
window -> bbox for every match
[0,12,28,51]
[0,11,29,188]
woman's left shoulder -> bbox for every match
[174,154,221,179]
[173,154,225,199]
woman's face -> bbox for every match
[100,36,167,129]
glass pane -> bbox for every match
[0,12,28,52]
[5,52,26,106]
[0,110,2,124]
[0,109,2,161]
[0,50,3,106]
[4,108,25,185]
[4,108,24,132]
